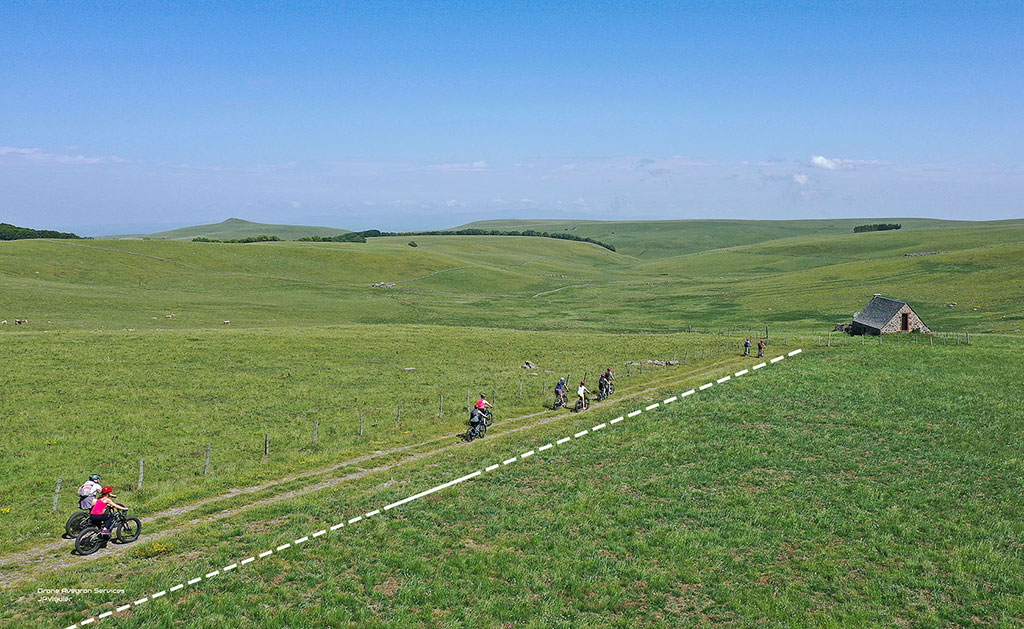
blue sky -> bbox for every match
[1,1,1021,234]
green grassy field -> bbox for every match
[1,217,1021,626]
[2,340,1021,627]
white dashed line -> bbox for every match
[771,356,784,363]
[610,416,624,424]
[681,389,694,397]
[134,598,148,606]
[347,516,362,525]
[152,590,166,599]
[81,620,94,626]
[574,430,589,438]
[699,383,713,390]
[557,437,571,445]
[503,457,517,465]
[116,604,132,611]
[520,450,535,459]
[240,557,255,565]
[664,396,677,404]
[98,612,113,619]
[645,403,659,410]
[716,375,730,384]
[788,349,802,356]
[275,544,290,552]
[592,423,606,431]
[329,523,344,531]
[258,551,273,558]
[485,463,500,472]
[538,443,553,451]
[169,585,183,592]
[205,570,220,579]
[365,510,380,518]
[187,577,202,585]
[312,530,326,538]
[735,369,748,376]
[753,362,766,370]
[294,536,309,544]
[627,410,642,417]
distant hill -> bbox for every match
[102,218,351,241]
[455,218,1024,259]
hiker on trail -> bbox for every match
[757,339,765,358]
[744,338,751,356]
[77,474,103,511]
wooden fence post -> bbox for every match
[519,378,523,396]
[313,420,319,446]
[966,332,970,345]
[53,476,62,511]
[264,434,269,457]
[828,332,832,347]
[360,411,364,436]
[466,390,471,412]
[204,444,211,474]
[397,405,401,429]
[138,458,144,490]
[439,394,443,419]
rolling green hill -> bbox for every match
[457,217,1024,259]
[102,217,351,241]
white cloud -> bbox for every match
[810,155,841,170]
[792,174,809,185]
[0,146,125,165]
[289,200,302,208]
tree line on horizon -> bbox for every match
[192,228,616,250]
[853,223,902,233]
[0,223,81,241]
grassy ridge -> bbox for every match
[4,340,1021,627]
[2,224,1023,334]
[458,217,1024,259]
[103,218,351,241]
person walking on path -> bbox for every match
[757,339,765,358]
[743,338,751,356]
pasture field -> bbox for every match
[2,339,1021,627]
[102,218,352,241]
[1,222,1023,334]
[1,218,1022,626]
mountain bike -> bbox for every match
[463,409,494,442]
[74,510,142,555]
[573,393,590,413]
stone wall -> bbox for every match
[879,304,931,333]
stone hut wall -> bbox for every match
[879,304,931,333]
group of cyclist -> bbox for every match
[76,473,129,548]
[554,367,615,409]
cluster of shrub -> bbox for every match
[192,234,283,243]
[360,228,616,251]
[296,233,367,243]
[853,223,902,233]
[0,223,80,240]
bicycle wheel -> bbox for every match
[479,423,487,438]
[574,399,583,412]
[464,427,476,442]
[116,517,142,543]
[65,512,88,538]
[75,527,104,555]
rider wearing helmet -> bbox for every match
[554,377,566,405]
[471,393,493,422]
[89,486,128,545]
[77,474,103,511]
[577,380,589,404]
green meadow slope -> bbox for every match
[3,222,1021,333]
[103,217,351,241]
[459,217,1024,259]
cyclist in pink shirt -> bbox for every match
[90,486,127,545]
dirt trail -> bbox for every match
[0,360,741,586]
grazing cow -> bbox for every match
[223,320,230,324]
[15,319,27,325]
[165,314,175,318]
[0,320,6,325]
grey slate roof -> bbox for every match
[853,295,907,330]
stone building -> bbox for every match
[851,295,931,335]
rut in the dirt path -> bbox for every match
[0,361,738,586]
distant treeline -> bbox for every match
[0,223,80,241]
[192,234,283,243]
[360,228,616,251]
[297,233,367,243]
[853,223,901,233]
